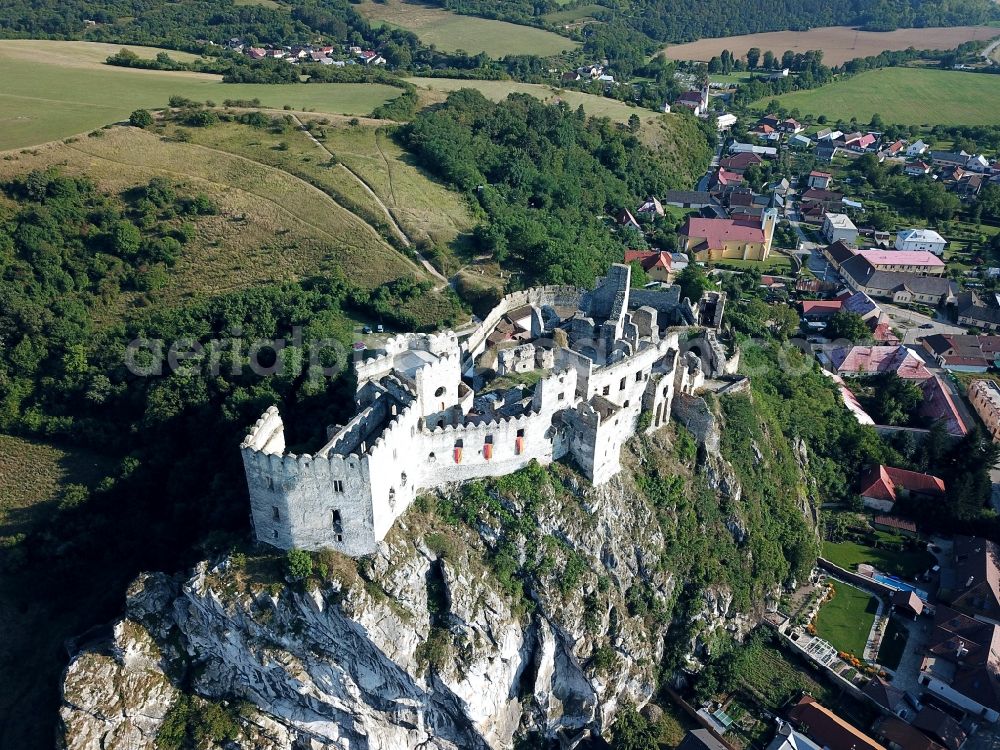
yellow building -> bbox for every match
[678,209,776,262]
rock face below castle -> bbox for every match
[61,426,763,750]
[241,264,729,556]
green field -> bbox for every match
[357,0,576,56]
[763,67,1000,126]
[0,40,403,150]
[822,539,934,579]
[542,4,606,24]
[815,581,878,659]
[408,77,658,124]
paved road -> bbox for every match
[878,301,966,344]
[696,142,723,192]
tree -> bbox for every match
[112,220,142,257]
[825,311,872,343]
[610,701,658,750]
[746,47,761,69]
[629,261,649,287]
[676,264,710,303]
[129,109,153,129]
[869,373,923,426]
[762,50,776,70]
[286,549,313,579]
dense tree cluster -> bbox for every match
[401,89,711,286]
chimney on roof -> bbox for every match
[966,575,975,588]
[957,640,968,658]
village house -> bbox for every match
[636,197,665,217]
[623,250,673,283]
[823,213,858,245]
[957,291,1000,331]
[968,379,1000,441]
[838,256,959,306]
[678,211,777,262]
[906,140,929,157]
[709,168,744,190]
[853,249,945,275]
[920,606,1000,722]
[874,718,945,750]
[615,208,641,231]
[676,729,728,750]
[806,170,832,189]
[858,464,945,512]
[945,535,1000,620]
[789,133,812,149]
[661,191,718,210]
[905,160,933,177]
[918,376,968,436]
[729,142,777,158]
[787,696,887,750]
[920,334,1000,372]
[718,152,762,175]
[822,241,858,272]
[930,150,970,169]
[825,345,931,380]
[894,229,948,256]
[766,722,822,750]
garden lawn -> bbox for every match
[822,539,934,579]
[815,581,878,659]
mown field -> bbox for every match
[0,127,437,313]
[762,67,1000,126]
[663,25,998,65]
[408,76,658,123]
[357,0,576,56]
[0,40,403,150]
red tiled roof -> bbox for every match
[788,696,887,750]
[918,376,968,437]
[720,152,762,170]
[624,249,672,273]
[859,465,946,502]
[801,300,843,315]
[830,345,931,379]
[869,321,900,344]
[855,250,944,268]
[680,217,764,249]
[809,170,832,178]
[874,515,917,533]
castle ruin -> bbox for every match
[241,264,732,556]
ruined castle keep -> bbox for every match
[241,264,731,556]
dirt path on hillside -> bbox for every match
[289,114,450,288]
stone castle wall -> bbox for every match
[241,267,731,556]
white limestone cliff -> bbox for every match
[59,419,804,750]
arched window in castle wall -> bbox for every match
[515,428,525,455]
[454,439,463,463]
[484,434,494,460]
[388,488,396,508]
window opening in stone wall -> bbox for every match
[272,506,280,521]
[619,377,626,390]
[333,479,344,492]
[332,509,343,533]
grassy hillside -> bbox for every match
[0,127,439,313]
[761,67,1000,126]
[356,0,576,56]
[161,114,476,277]
[408,76,660,124]
[0,40,403,150]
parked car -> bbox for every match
[919,323,934,329]
[376,324,384,333]
[362,325,372,334]
[352,342,365,351]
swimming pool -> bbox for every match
[872,574,930,601]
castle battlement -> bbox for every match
[241,264,729,556]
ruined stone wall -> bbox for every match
[463,286,583,363]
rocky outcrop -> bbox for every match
[60,424,813,750]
